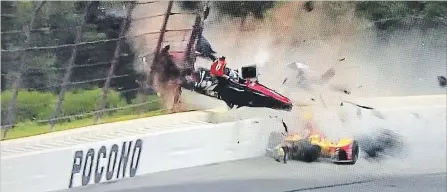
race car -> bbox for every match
[171,36,292,111]
[155,33,293,111]
[273,122,359,164]
[182,65,293,111]
[275,133,359,164]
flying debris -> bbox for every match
[438,76,446,87]
[195,36,217,61]
[303,1,314,12]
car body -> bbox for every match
[182,66,293,111]
[158,36,293,112]
[276,133,359,164]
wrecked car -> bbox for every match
[273,121,359,164]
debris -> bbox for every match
[371,110,385,119]
[282,77,288,85]
[356,108,362,118]
[304,1,314,12]
[343,90,351,95]
[411,112,420,119]
[342,100,374,110]
[438,76,446,87]
[319,67,336,84]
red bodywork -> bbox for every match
[343,143,354,160]
[210,60,226,77]
[243,80,292,105]
[326,141,355,160]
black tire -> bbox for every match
[291,139,321,163]
[347,141,359,165]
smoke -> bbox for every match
[203,2,446,98]
[196,1,447,135]
[356,128,406,160]
[128,1,446,114]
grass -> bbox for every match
[2,109,168,141]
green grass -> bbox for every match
[2,109,168,140]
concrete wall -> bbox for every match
[1,94,445,192]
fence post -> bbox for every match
[149,0,174,84]
[49,2,91,132]
[2,1,47,140]
[140,0,173,112]
[95,1,136,124]
[184,2,206,71]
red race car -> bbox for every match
[184,65,293,111]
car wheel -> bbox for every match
[293,139,320,163]
[348,141,359,165]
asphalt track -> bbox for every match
[59,103,446,192]
[59,157,446,192]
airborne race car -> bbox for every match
[171,33,293,111]
[158,34,293,111]
[182,65,293,111]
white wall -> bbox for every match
[0,118,280,192]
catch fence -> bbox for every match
[1,1,445,140]
[0,1,206,140]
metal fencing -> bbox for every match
[0,1,203,139]
[1,1,445,140]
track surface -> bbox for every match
[59,156,446,192]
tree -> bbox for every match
[355,1,447,30]
[214,1,275,19]
[75,1,139,102]
[1,1,140,101]
[178,1,201,11]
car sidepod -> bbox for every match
[333,140,359,165]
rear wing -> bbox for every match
[241,65,257,79]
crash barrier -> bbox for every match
[0,113,279,192]
[1,94,445,192]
